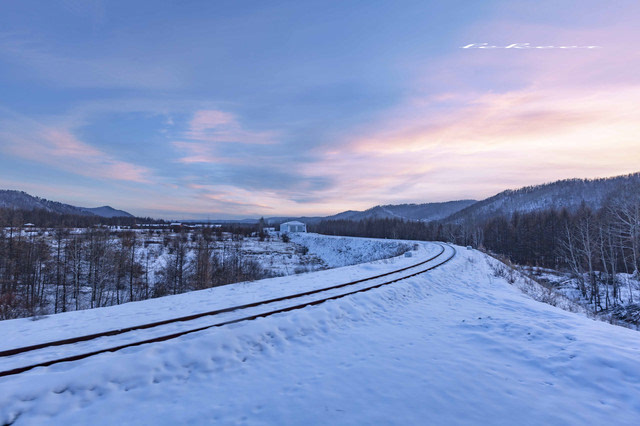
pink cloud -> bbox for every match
[174,109,279,165]
[190,110,234,130]
[314,85,640,203]
[147,183,277,216]
[0,117,151,183]
[184,109,276,144]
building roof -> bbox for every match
[281,221,305,226]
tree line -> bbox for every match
[0,207,158,228]
[311,195,640,314]
[0,226,268,320]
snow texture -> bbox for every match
[1,240,640,425]
[290,233,411,268]
[524,267,640,328]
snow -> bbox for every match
[518,266,640,328]
[290,233,410,268]
[6,230,410,317]
[0,236,428,353]
[1,239,640,425]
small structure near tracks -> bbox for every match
[280,221,306,233]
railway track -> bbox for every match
[0,242,456,378]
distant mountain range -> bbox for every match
[319,200,477,222]
[267,172,640,225]
[184,201,477,226]
[81,206,134,218]
[0,190,134,218]
[3,171,638,224]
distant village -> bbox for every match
[16,220,308,236]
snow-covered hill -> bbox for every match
[0,190,91,216]
[1,240,639,424]
[318,200,476,223]
[446,172,640,223]
[0,190,133,218]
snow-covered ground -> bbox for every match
[141,237,328,280]
[0,239,433,353]
[1,230,410,319]
[1,241,640,425]
[290,233,410,268]
[516,266,640,328]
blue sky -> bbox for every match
[1,1,639,219]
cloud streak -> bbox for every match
[174,109,278,164]
[0,110,151,183]
[186,110,276,144]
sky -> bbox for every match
[0,0,639,219]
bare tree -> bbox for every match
[609,189,640,302]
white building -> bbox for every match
[280,221,306,233]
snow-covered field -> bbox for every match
[1,240,640,425]
[290,233,410,268]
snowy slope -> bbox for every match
[1,241,640,425]
[0,190,134,218]
[319,200,476,223]
[270,200,475,224]
[291,233,411,267]
[0,190,92,216]
[446,172,640,223]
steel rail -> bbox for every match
[0,243,456,378]
[0,244,444,358]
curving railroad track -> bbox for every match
[0,242,456,378]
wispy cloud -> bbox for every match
[0,110,152,183]
[174,109,278,164]
[186,110,275,144]
[310,92,640,203]
[187,183,275,210]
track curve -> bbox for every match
[0,242,456,378]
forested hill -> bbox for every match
[0,190,133,218]
[296,200,476,224]
[444,172,640,224]
[306,173,640,226]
